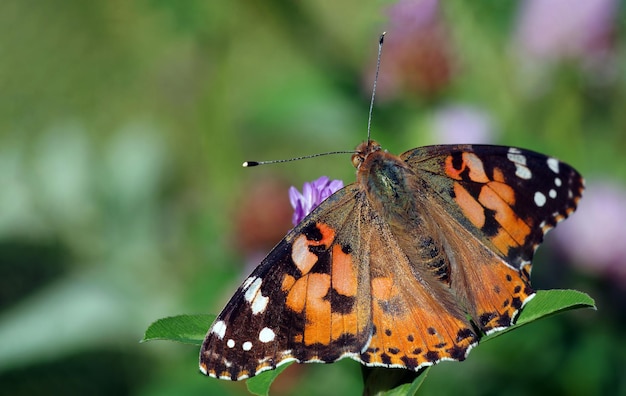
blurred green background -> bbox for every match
[1,1,625,395]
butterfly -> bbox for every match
[199,140,583,381]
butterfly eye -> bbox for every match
[351,153,364,169]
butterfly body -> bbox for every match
[200,141,583,381]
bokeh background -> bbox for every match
[1,1,625,395]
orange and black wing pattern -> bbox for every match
[200,184,374,380]
[402,145,583,333]
[200,142,584,381]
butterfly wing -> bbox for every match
[351,201,480,369]
[200,184,374,380]
[401,144,584,332]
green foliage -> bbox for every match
[378,369,430,396]
[246,363,294,396]
[142,314,215,345]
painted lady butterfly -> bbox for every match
[199,139,584,381]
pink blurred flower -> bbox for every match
[289,176,344,226]
[235,178,293,254]
[512,0,617,73]
[430,104,496,144]
[370,0,454,100]
[552,181,626,285]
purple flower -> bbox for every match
[430,104,496,145]
[512,0,617,73]
[388,0,439,29]
[552,181,626,284]
[289,176,344,226]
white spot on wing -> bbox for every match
[251,293,269,315]
[547,157,560,174]
[549,189,557,198]
[514,165,532,180]
[242,341,253,351]
[507,151,527,165]
[245,277,269,314]
[227,339,235,348]
[259,327,276,343]
[211,320,227,339]
[507,150,532,179]
[534,191,547,207]
[244,277,263,303]
[242,276,256,290]
[555,177,562,187]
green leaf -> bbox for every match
[141,314,215,345]
[361,366,430,396]
[483,289,595,342]
[381,367,430,396]
[517,289,595,323]
[246,362,294,396]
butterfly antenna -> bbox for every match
[367,32,386,145]
[243,150,354,167]
[245,33,386,168]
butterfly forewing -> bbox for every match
[200,184,374,380]
[402,145,584,269]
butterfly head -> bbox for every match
[352,140,382,170]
